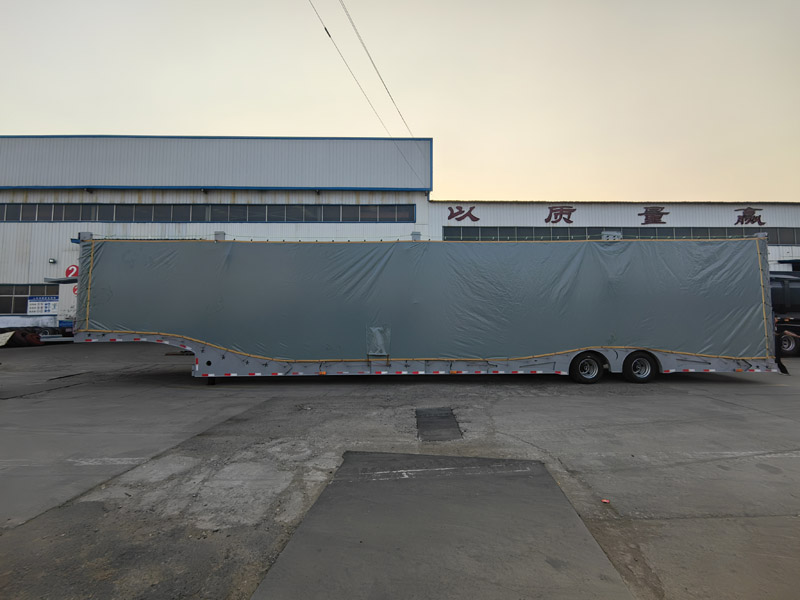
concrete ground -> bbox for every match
[0,342,798,599]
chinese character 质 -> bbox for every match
[545,205,576,224]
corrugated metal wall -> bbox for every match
[0,189,431,284]
[0,136,433,191]
[0,188,425,206]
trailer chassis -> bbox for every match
[75,332,780,384]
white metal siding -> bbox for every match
[0,137,432,191]
[430,202,800,229]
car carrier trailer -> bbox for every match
[74,236,779,383]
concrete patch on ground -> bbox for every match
[187,462,293,529]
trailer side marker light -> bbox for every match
[511,370,519,374]
[318,371,326,376]
[735,369,744,372]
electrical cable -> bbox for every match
[306,0,392,136]
[337,0,415,137]
[305,0,427,187]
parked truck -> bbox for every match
[74,236,778,383]
[771,272,800,356]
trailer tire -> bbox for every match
[623,351,658,383]
[780,334,799,357]
[569,352,606,384]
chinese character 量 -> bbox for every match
[638,206,669,225]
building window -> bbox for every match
[0,203,415,224]
[0,284,59,315]
[442,226,800,243]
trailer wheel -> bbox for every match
[569,352,606,384]
[623,351,658,383]
[780,334,799,357]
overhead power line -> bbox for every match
[306,0,392,137]
[336,0,415,137]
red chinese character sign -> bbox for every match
[545,205,576,224]
[638,206,669,225]
[447,206,479,222]
[734,207,765,226]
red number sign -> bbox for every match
[66,265,79,278]
[72,285,78,295]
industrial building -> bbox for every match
[1,135,799,329]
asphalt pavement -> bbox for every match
[1,342,798,599]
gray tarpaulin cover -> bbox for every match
[77,239,773,360]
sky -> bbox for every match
[1,0,798,203]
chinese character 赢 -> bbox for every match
[638,206,669,225]
[545,205,576,224]
[734,207,765,226]
[447,206,479,222]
